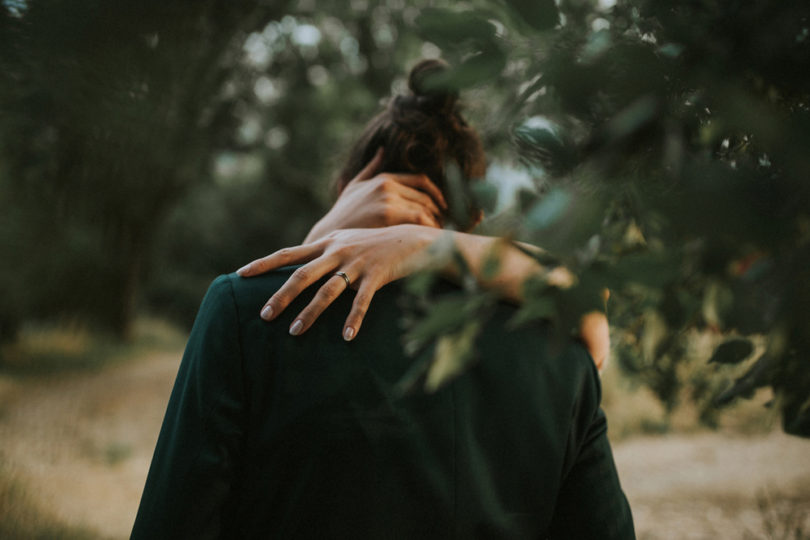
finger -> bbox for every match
[402,201,441,228]
[382,199,440,228]
[353,147,384,182]
[392,182,442,219]
[287,273,350,336]
[237,242,324,277]
[342,280,377,341]
[393,173,448,210]
[259,257,336,320]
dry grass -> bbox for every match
[0,316,186,538]
[0,317,186,375]
[613,431,810,540]
[0,461,97,540]
[752,487,810,540]
[0,316,807,539]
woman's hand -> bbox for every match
[238,225,443,341]
[304,149,448,243]
[238,224,610,369]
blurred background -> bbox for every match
[1,0,809,538]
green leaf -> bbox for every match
[414,8,506,91]
[444,161,475,230]
[415,8,496,50]
[600,252,681,290]
[658,43,684,58]
[445,48,507,89]
[702,281,735,329]
[504,0,559,31]
[581,30,612,63]
[715,354,775,406]
[507,295,555,329]
[471,179,498,215]
[403,292,492,354]
[404,295,469,349]
[604,95,659,141]
[393,350,432,399]
[783,395,810,438]
[424,320,481,392]
[513,117,578,176]
[708,338,754,365]
[526,188,572,231]
[480,243,502,281]
[404,269,440,298]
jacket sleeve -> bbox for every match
[131,275,247,539]
[547,355,636,539]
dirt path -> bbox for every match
[0,352,180,539]
[614,433,810,539]
[1,351,809,539]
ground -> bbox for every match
[1,346,809,539]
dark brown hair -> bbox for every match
[336,59,486,229]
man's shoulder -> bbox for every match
[204,270,600,405]
[206,268,301,317]
[214,268,292,300]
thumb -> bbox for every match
[353,147,384,182]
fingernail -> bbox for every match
[343,327,355,341]
[260,305,273,320]
[237,263,251,276]
[289,319,303,336]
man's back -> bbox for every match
[132,270,634,539]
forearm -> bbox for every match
[240,224,608,365]
[429,228,608,368]
[305,214,337,244]
[434,229,571,304]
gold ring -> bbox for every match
[334,271,351,288]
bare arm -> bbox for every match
[303,148,448,243]
[239,148,608,368]
[419,231,609,369]
[432,232,574,303]
[237,225,609,369]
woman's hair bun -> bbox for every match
[406,59,459,113]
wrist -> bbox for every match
[305,214,336,243]
[400,224,444,254]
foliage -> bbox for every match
[407,0,810,436]
[0,460,96,539]
[147,1,437,326]
[1,0,808,437]
[0,0,291,338]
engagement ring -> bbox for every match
[334,271,351,288]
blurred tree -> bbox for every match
[146,1,440,325]
[0,0,291,339]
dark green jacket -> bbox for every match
[132,270,634,539]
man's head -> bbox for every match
[336,59,486,230]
